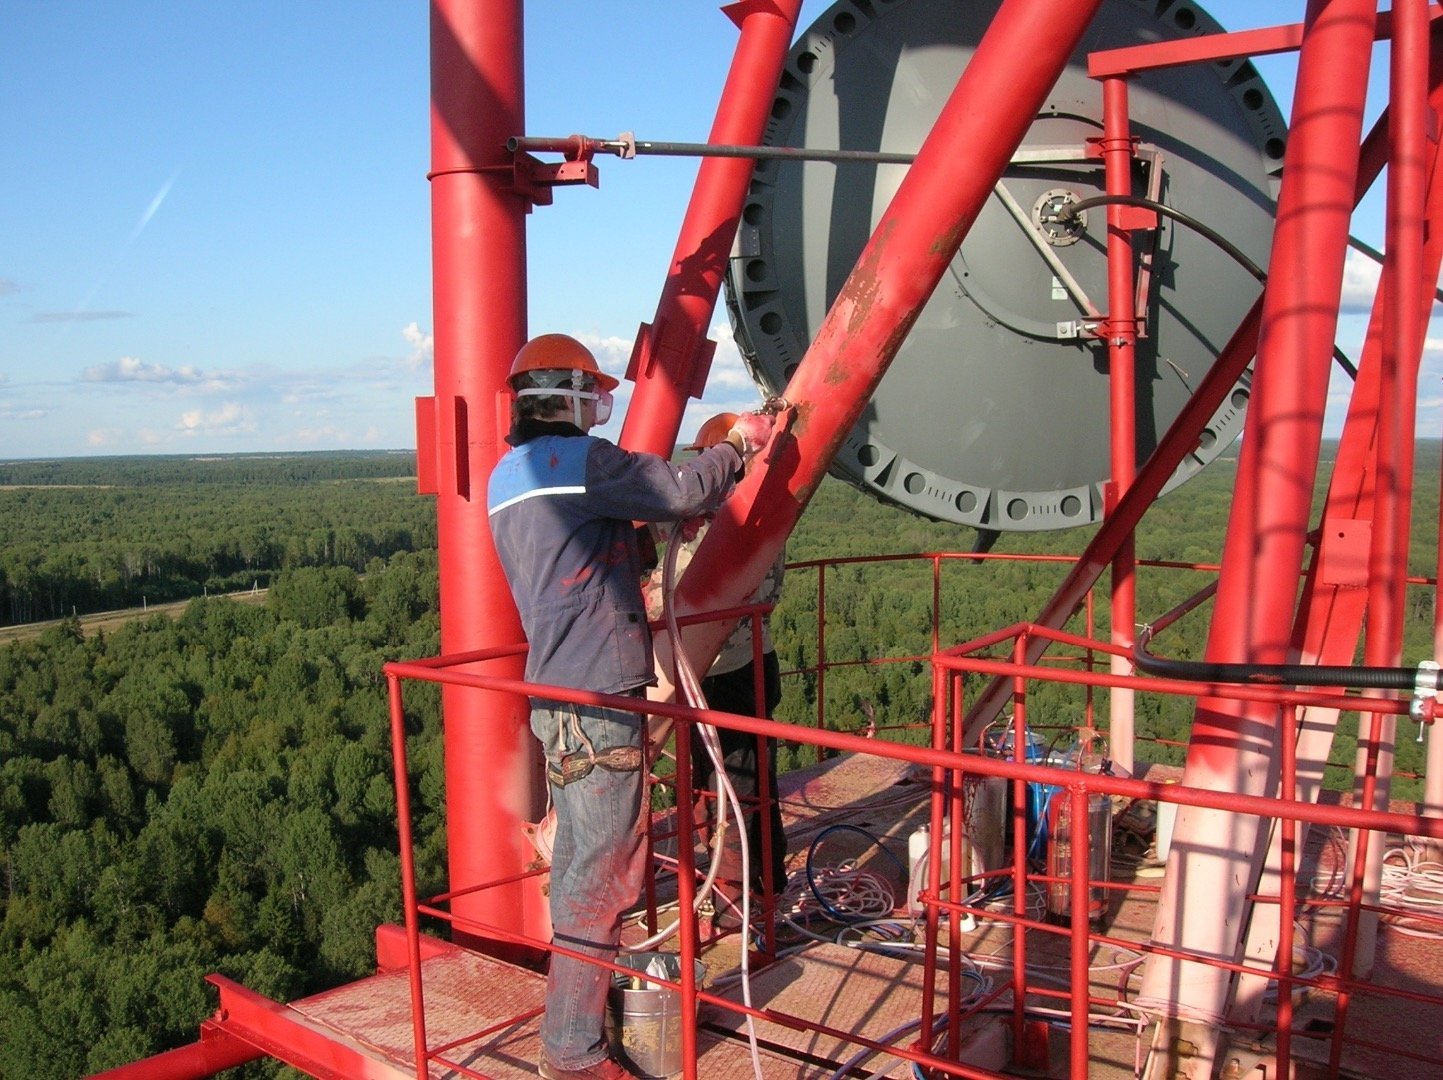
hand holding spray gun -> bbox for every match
[723,396,791,471]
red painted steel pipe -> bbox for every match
[1367,0,1429,675]
[1102,74,1139,777]
[1334,0,1432,1032]
[618,0,803,457]
[1233,11,1443,1039]
[672,716,701,1080]
[1276,701,1299,1076]
[86,1029,261,1080]
[1009,639,1033,1056]
[388,674,430,1080]
[428,0,545,954]
[1139,0,1378,1036]
[655,0,1107,685]
[1068,783,1093,1079]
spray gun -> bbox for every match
[756,396,795,466]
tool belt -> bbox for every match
[547,744,644,788]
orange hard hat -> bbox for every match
[508,333,619,392]
[686,412,739,451]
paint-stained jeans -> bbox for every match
[531,697,647,1071]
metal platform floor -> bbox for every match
[240,939,979,1079]
[204,751,1443,1079]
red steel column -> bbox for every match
[1235,55,1443,1015]
[1342,0,1430,989]
[1137,0,1376,1052]
[619,0,803,457]
[1431,21,1443,836]
[653,0,1106,684]
[1101,75,1138,777]
[428,0,544,955]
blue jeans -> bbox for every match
[531,698,647,1070]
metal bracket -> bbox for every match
[1410,660,1440,729]
[1057,320,1103,339]
[511,149,601,207]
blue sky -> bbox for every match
[0,2,1406,460]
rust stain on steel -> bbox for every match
[838,218,894,345]
[932,210,977,257]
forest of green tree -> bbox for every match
[0,452,428,625]
[0,446,1438,1076]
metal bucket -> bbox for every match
[605,952,706,1079]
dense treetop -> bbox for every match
[0,450,415,487]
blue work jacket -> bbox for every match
[487,420,740,695]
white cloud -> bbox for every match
[402,321,433,369]
[292,423,350,444]
[573,331,634,386]
[1340,247,1381,313]
[288,423,386,446]
[82,355,234,391]
[0,400,45,421]
[176,402,253,436]
[706,321,762,391]
[279,380,343,406]
[86,427,122,447]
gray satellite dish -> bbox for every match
[725,0,1284,530]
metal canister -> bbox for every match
[1044,763,1113,925]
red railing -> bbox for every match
[377,550,1443,1079]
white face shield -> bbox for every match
[516,369,613,428]
[587,386,614,426]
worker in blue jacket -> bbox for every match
[487,332,772,1080]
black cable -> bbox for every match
[1053,193,1266,282]
[805,823,907,923]
[1134,625,1425,692]
[1056,194,1359,380]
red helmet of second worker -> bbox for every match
[685,412,739,452]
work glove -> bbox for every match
[724,411,775,462]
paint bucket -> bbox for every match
[605,952,706,1079]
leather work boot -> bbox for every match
[537,1054,641,1080]
[711,879,746,932]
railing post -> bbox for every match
[1009,633,1030,1059]
[387,673,429,1080]
[919,654,949,1063]
[815,563,827,765]
[1277,703,1299,1077]
[674,712,700,1080]
[1069,782,1092,1079]
[1101,73,1139,779]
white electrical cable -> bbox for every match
[1379,839,1443,939]
[805,863,897,920]
[652,517,765,1079]
[621,519,748,954]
